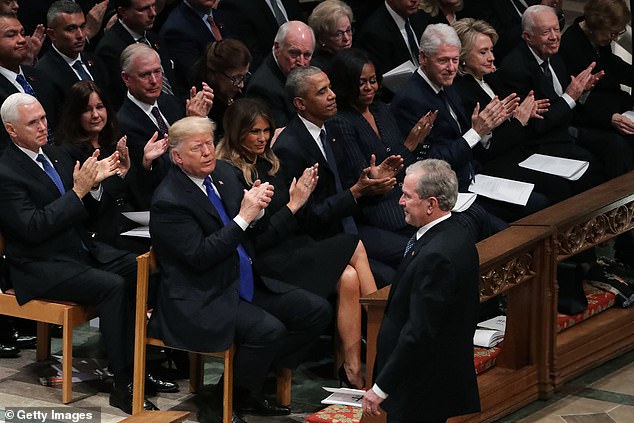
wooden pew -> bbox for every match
[513,170,634,389]
[361,225,556,423]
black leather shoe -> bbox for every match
[145,372,179,394]
[12,329,37,349]
[197,406,246,423]
[238,394,291,416]
[109,383,159,415]
[0,343,19,358]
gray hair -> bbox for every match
[120,43,159,73]
[46,0,83,27]
[405,159,458,211]
[308,0,353,40]
[274,20,316,48]
[285,65,323,97]
[1,93,37,125]
[522,5,556,33]
[168,116,216,164]
[420,23,461,57]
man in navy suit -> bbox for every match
[355,0,430,99]
[36,1,109,125]
[95,0,180,108]
[362,159,480,423]
[160,0,229,92]
[149,116,330,422]
[0,93,158,415]
[273,66,400,284]
[0,14,56,153]
[498,5,628,183]
[117,43,212,208]
[246,20,314,128]
[219,0,302,70]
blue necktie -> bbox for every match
[17,74,53,143]
[320,129,358,234]
[403,234,416,257]
[36,154,65,194]
[16,73,36,96]
[71,60,93,81]
[203,176,254,302]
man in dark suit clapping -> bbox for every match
[0,93,158,415]
[149,115,330,422]
[362,159,480,423]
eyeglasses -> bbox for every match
[330,27,353,41]
[221,71,251,87]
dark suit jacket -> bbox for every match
[117,93,184,208]
[245,54,295,127]
[0,66,57,154]
[219,0,302,70]
[375,216,480,421]
[35,49,109,120]
[453,73,530,161]
[497,42,574,144]
[390,71,478,191]
[95,21,178,108]
[0,143,128,304]
[354,5,429,78]
[326,103,416,233]
[272,115,359,239]
[148,161,294,352]
[160,3,229,91]
[560,17,634,129]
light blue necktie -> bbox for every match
[203,176,254,302]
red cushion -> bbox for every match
[557,284,616,333]
[305,404,361,423]
[474,345,502,375]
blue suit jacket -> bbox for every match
[390,71,478,191]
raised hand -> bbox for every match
[404,110,437,151]
[350,167,396,199]
[186,82,214,117]
[471,95,513,136]
[287,164,319,213]
[565,62,603,100]
[24,24,45,65]
[85,0,108,40]
[368,154,403,179]
[239,180,275,223]
[96,149,120,182]
[116,135,131,177]
[142,131,169,170]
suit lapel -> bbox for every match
[293,118,330,173]
[8,144,61,198]
[173,166,224,223]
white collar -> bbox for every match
[415,212,452,240]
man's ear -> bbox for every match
[292,96,305,112]
[522,31,531,44]
[171,149,182,165]
[45,27,55,43]
[5,122,16,139]
[121,71,129,86]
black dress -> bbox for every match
[233,158,357,298]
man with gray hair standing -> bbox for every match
[246,20,315,127]
[362,159,480,423]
